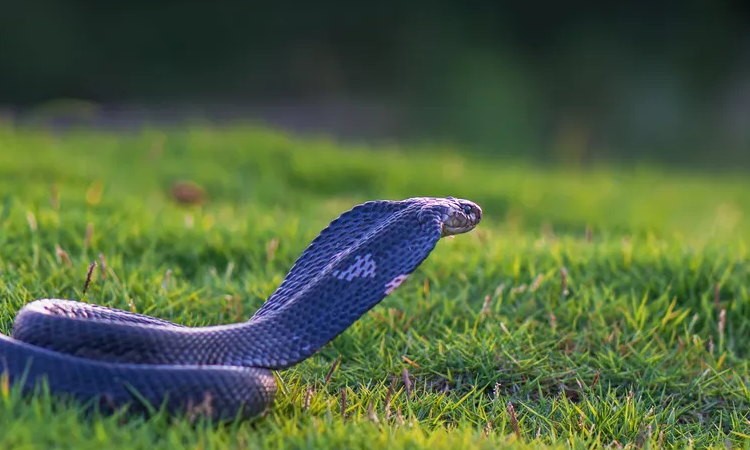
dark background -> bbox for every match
[1,0,749,168]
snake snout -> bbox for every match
[468,204,482,223]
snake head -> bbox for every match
[418,196,482,237]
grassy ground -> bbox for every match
[1,124,750,449]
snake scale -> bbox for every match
[0,197,482,421]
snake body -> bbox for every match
[0,197,482,421]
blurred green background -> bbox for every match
[1,0,748,169]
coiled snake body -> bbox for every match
[0,197,482,421]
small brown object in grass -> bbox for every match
[171,180,206,205]
[507,401,521,438]
[324,355,342,387]
[340,388,347,421]
[83,261,97,295]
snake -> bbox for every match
[0,196,482,422]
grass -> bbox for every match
[1,123,750,449]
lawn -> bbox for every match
[1,123,750,449]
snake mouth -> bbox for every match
[443,221,479,236]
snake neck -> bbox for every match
[225,201,444,370]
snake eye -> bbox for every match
[463,204,472,215]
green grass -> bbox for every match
[1,123,750,449]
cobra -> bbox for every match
[0,197,482,421]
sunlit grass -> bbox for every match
[1,124,749,449]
